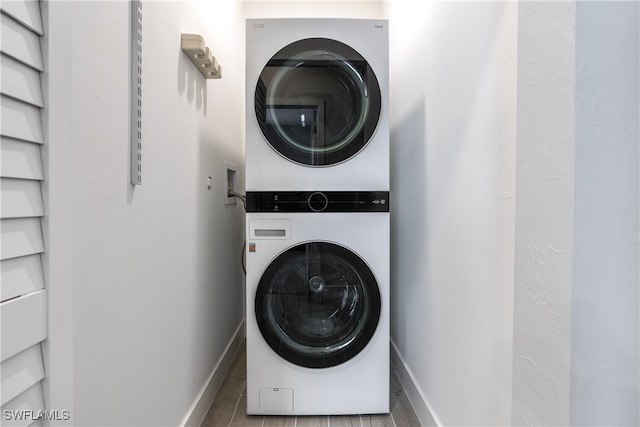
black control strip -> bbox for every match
[246,191,389,213]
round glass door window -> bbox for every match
[255,242,381,368]
[255,38,382,166]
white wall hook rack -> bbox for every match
[181,33,222,79]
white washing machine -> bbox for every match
[245,18,389,191]
[245,191,390,415]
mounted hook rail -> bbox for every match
[181,33,222,79]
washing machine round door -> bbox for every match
[255,38,382,166]
[256,242,381,368]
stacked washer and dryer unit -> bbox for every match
[245,18,390,416]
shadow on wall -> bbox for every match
[389,97,427,349]
[178,45,208,113]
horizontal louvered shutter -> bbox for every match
[1,0,47,422]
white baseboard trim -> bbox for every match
[390,339,442,427]
[181,320,245,427]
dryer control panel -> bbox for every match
[246,191,389,213]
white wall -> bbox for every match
[570,1,639,424]
[243,1,383,19]
[384,1,517,425]
[46,1,245,425]
[513,2,639,425]
[387,1,639,425]
[511,3,576,424]
[41,0,75,419]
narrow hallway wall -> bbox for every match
[388,1,639,425]
[385,1,517,425]
[46,1,246,425]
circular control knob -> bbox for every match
[307,192,329,212]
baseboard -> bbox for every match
[181,320,245,427]
[390,339,442,427]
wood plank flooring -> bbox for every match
[201,341,421,427]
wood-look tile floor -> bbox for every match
[201,341,421,427]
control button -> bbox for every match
[307,192,329,212]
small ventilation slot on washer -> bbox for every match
[254,229,286,237]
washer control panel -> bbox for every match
[246,191,389,213]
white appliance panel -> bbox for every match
[245,212,390,415]
[246,18,389,191]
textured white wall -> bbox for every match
[571,2,639,425]
[511,3,576,425]
[48,1,245,425]
[513,2,639,425]
[385,1,517,425]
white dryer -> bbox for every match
[245,19,389,191]
[245,191,390,415]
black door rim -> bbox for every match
[255,241,382,368]
[255,38,382,167]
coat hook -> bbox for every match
[181,33,222,79]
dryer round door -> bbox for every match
[255,242,381,368]
[254,38,382,167]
